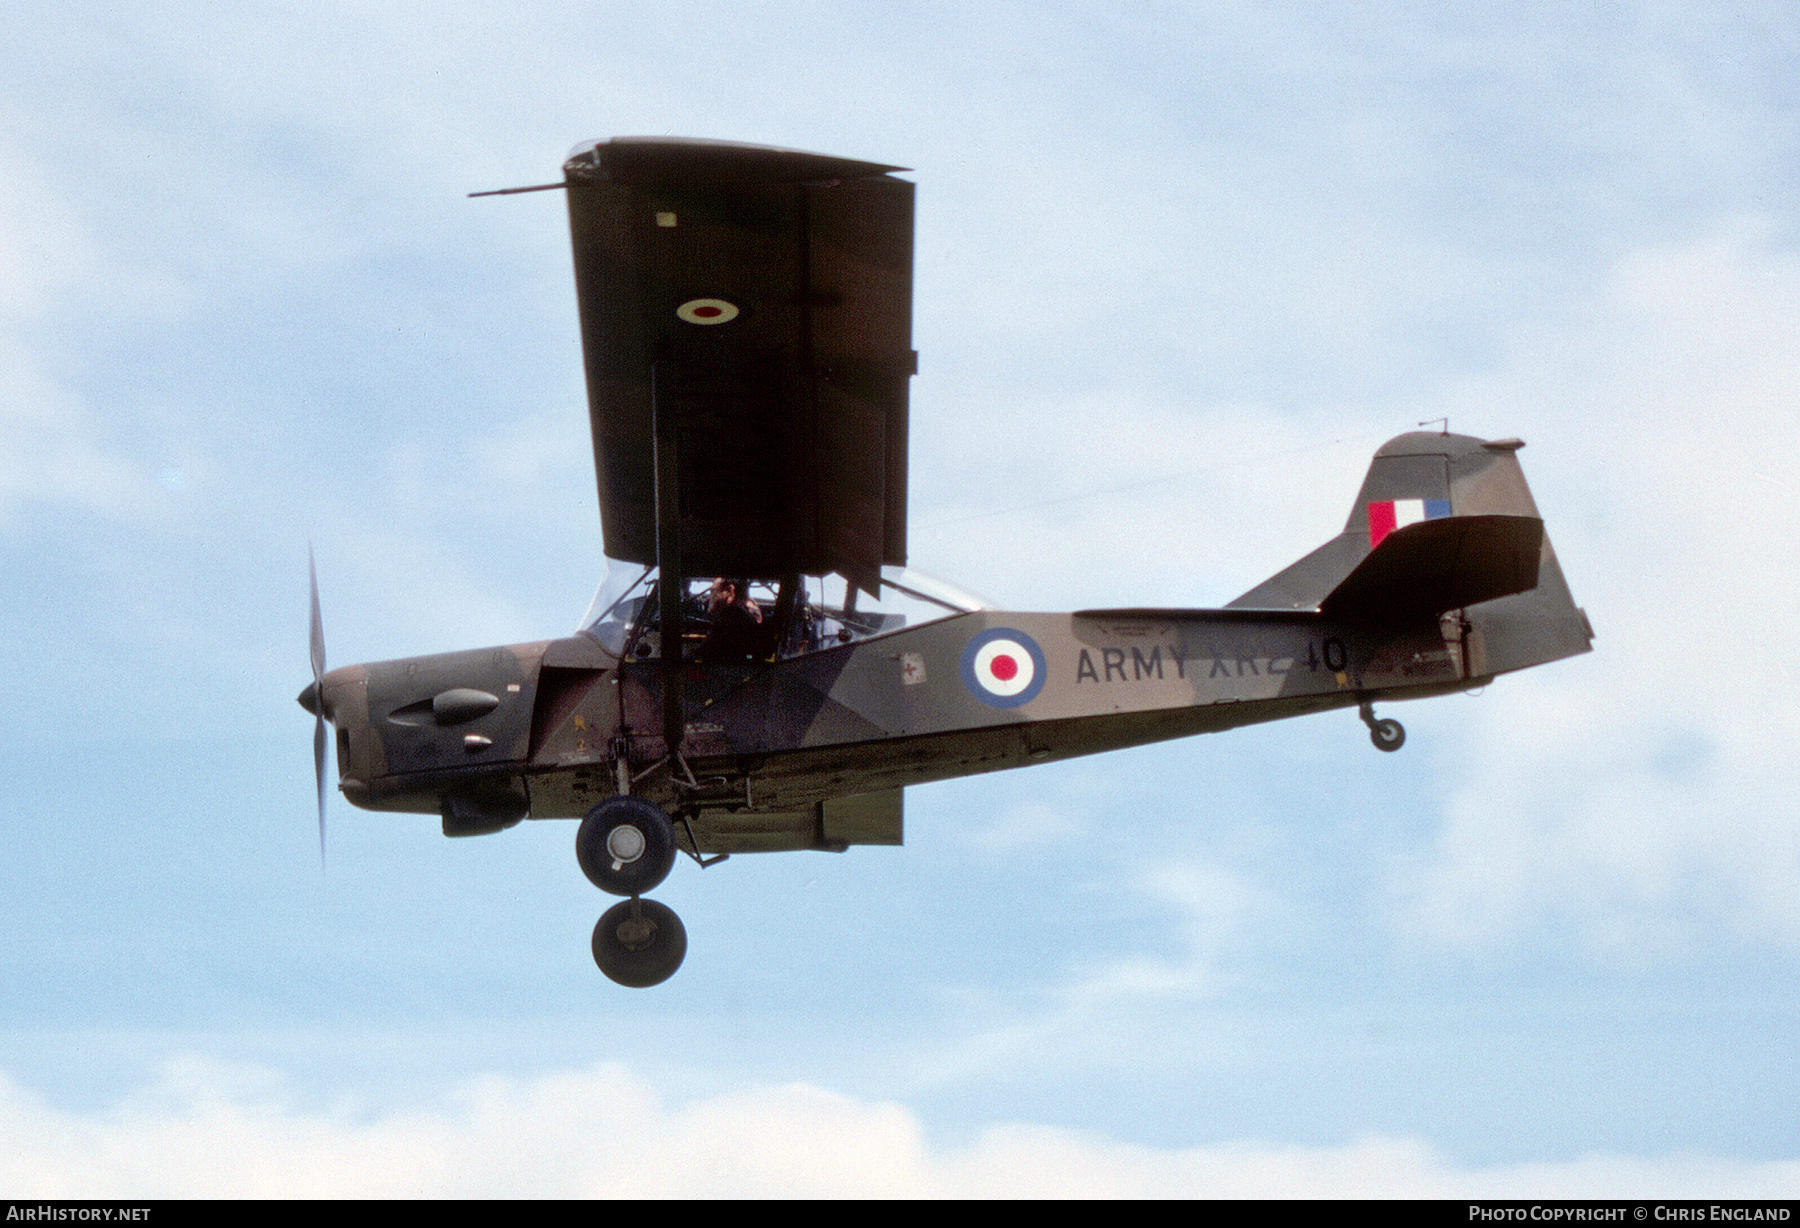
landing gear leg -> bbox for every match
[592,897,687,987]
[1359,699,1405,753]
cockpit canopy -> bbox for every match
[579,560,987,662]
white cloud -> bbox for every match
[2,1056,1794,1198]
[893,849,1281,1100]
[1059,858,1272,1005]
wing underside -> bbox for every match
[564,137,915,596]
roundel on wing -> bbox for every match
[960,628,1047,709]
[677,297,740,325]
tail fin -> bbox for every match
[1228,431,1593,678]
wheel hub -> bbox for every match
[615,911,655,949]
[606,824,646,866]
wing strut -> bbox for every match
[652,363,685,758]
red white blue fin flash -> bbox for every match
[1368,498,1451,547]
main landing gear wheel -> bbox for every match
[592,897,687,988]
[576,796,677,896]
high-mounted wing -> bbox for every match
[564,137,915,596]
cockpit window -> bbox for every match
[578,558,654,656]
[578,561,986,662]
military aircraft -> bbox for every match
[299,137,1593,987]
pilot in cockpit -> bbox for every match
[697,578,766,661]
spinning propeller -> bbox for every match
[301,545,328,864]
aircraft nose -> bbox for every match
[297,679,322,716]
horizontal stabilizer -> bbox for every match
[1319,514,1543,623]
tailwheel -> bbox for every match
[592,897,687,988]
[1358,699,1406,753]
[577,796,677,896]
[1368,718,1405,752]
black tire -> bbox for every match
[1369,718,1406,752]
[592,898,688,988]
[576,796,677,896]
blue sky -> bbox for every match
[4,0,1799,1196]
